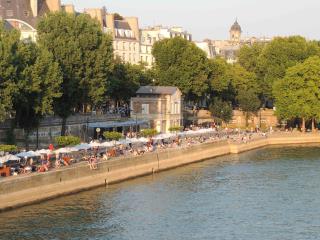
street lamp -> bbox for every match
[86,117,89,142]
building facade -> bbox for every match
[131,86,183,133]
[105,13,140,65]
[0,0,61,41]
[194,40,216,59]
[195,20,271,63]
[140,26,192,68]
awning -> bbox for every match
[88,120,149,129]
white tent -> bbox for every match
[74,143,91,150]
[36,149,52,155]
[16,151,36,158]
[101,141,113,147]
[153,133,175,140]
[89,142,102,148]
[54,147,78,154]
[0,154,20,164]
[27,151,41,157]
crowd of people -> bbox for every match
[0,127,269,178]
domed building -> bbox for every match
[230,20,242,42]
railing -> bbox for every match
[0,113,124,129]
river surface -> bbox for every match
[1,146,320,239]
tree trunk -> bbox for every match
[61,117,67,136]
[245,112,249,127]
[301,117,306,133]
[312,117,316,133]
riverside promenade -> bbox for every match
[1,132,320,212]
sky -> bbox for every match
[62,0,320,41]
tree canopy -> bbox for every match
[37,12,114,135]
[273,56,320,130]
[152,37,209,100]
[0,22,62,146]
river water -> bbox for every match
[1,146,320,240]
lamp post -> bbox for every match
[86,117,89,142]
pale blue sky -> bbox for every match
[62,0,320,41]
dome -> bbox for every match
[230,20,242,32]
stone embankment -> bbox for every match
[1,133,320,212]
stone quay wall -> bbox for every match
[1,133,320,212]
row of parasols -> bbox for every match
[0,128,216,164]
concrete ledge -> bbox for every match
[1,134,320,212]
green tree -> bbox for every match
[208,57,234,102]
[108,59,152,104]
[228,64,261,126]
[140,129,158,137]
[37,12,114,135]
[13,43,63,146]
[238,42,265,73]
[152,37,209,100]
[257,36,320,99]
[55,136,81,147]
[237,89,261,126]
[0,22,62,147]
[0,23,21,122]
[103,131,122,141]
[209,98,233,124]
[273,56,320,131]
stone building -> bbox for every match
[194,40,216,59]
[131,86,183,133]
[229,20,242,43]
[105,13,140,65]
[140,26,192,68]
[0,0,61,41]
[84,7,107,32]
[195,20,271,63]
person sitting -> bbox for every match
[37,165,46,173]
[91,156,98,170]
[102,153,108,161]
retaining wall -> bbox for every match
[1,134,320,212]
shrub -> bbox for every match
[168,126,183,132]
[103,131,122,141]
[55,136,81,147]
[140,129,158,137]
[0,145,18,152]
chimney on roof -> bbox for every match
[30,0,38,17]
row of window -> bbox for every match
[141,36,159,45]
[115,29,134,38]
[4,9,30,17]
[114,41,139,51]
[140,55,154,64]
[117,52,138,64]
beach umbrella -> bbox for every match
[137,137,148,143]
[89,142,102,148]
[119,139,132,145]
[101,141,113,147]
[0,154,20,164]
[27,151,41,157]
[36,149,52,155]
[16,151,35,158]
[54,147,78,154]
[74,143,91,150]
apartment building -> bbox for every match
[0,0,60,41]
[140,26,192,68]
[105,13,140,65]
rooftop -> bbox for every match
[136,86,179,95]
